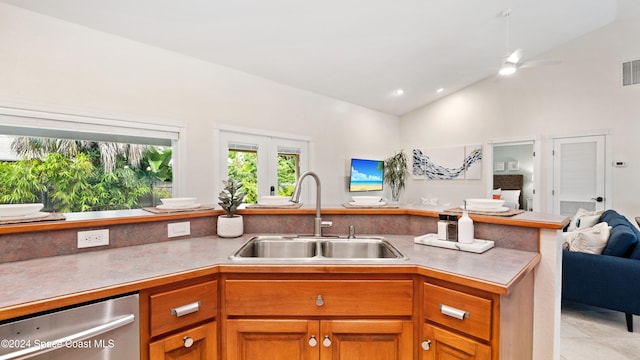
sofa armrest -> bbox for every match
[562,250,640,315]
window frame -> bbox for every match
[214,124,311,203]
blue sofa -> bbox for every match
[562,209,640,332]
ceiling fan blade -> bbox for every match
[520,59,562,68]
[506,48,523,64]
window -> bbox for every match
[0,104,184,212]
[216,126,309,204]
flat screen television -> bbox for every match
[349,158,384,192]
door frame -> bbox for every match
[547,130,612,214]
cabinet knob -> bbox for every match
[322,336,331,347]
[421,339,431,351]
[183,336,194,348]
[308,336,318,347]
[315,295,324,307]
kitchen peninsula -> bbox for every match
[0,206,568,360]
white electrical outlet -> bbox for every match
[168,221,191,238]
[77,229,109,248]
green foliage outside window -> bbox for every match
[0,137,173,212]
[228,150,257,204]
[227,150,298,203]
[277,154,297,196]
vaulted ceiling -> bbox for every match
[2,0,638,115]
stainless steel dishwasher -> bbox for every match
[0,293,139,360]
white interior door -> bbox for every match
[552,135,606,216]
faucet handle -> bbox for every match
[348,225,356,239]
[321,220,332,228]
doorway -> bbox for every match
[491,139,540,212]
[551,133,610,216]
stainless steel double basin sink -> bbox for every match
[230,235,406,261]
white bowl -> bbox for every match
[160,197,197,208]
[352,196,382,204]
[0,203,44,217]
[464,199,505,210]
[259,196,291,205]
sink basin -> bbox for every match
[320,238,404,259]
[230,236,406,260]
[231,236,317,259]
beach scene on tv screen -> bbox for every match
[350,159,384,191]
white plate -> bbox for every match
[349,201,386,206]
[0,211,50,221]
[461,205,509,212]
[157,203,201,210]
[0,203,44,217]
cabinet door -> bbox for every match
[149,321,217,360]
[226,319,319,360]
[321,320,413,360]
[421,324,490,360]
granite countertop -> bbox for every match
[0,233,539,321]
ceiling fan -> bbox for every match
[498,8,522,75]
[497,8,559,76]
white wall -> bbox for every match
[0,3,400,205]
[400,19,640,219]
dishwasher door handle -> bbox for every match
[0,314,135,360]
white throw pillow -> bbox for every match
[564,222,611,255]
[501,190,520,209]
[568,208,604,231]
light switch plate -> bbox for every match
[168,221,191,238]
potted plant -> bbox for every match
[384,150,408,203]
[217,179,246,237]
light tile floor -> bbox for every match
[561,301,640,359]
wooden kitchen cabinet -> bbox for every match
[223,276,414,360]
[420,272,535,360]
[421,324,490,360]
[421,282,492,360]
[321,319,413,359]
[226,319,317,359]
[226,319,412,360]
[141,278,218,360]
[149,321,217,360]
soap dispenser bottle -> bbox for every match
[458,200,474,244]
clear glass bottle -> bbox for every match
[446,214,458,242]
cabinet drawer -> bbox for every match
[150,280,217,337]
[225,280,413,317]
[423,283,492,341]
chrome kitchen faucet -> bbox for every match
[290,171,332,237]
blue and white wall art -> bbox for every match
[412,145,482,180]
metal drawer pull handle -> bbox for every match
[315,295,324,307]
[0,314,134,360]
[171,301,201,317]
[440,304,469,320]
